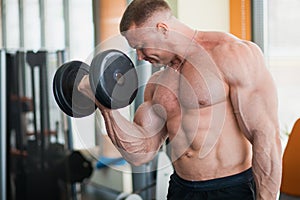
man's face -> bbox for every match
[124,26,175,67]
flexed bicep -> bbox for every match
[134,101,168,143]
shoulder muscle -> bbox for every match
[216,40,267,87]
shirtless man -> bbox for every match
[78,0,282,199]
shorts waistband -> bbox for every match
[171,168,254,191]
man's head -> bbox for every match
[120,0,172,34]
[120,0,176,67]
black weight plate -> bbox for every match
[53,61,96,117]
[89,49,138,109]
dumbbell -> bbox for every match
[52,49,138,118]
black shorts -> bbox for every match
[167,168,256,200]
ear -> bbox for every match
[156,22,169,37]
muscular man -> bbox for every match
[79,0,282,199]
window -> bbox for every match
[267,0,300,141]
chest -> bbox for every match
[151,67,228,116]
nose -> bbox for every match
[136,49,145,61]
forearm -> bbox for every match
[101,109,166,165]
[252,130,282,200]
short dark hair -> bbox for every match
[120,0,171,34]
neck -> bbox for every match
[173,29,197,72]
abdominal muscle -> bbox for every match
[167,100,252,181]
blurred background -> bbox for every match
[0,0,299,199]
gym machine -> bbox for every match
[5,50,93,200]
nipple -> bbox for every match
[185,151,193,158]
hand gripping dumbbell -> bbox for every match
[52,49,138,118]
